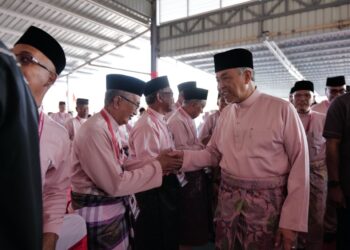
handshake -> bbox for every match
[156,150,184,175]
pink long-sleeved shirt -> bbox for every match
[181,89,310,232]
[298,111,326,162]
[40,113,71,234]
[167,107,204,150]
[51,112,72,126]
[311,100,330,114]
[64,117,87,140]
[198,111,220,144]
[127,108,174,165]
[70,110,163,197]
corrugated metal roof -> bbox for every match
[158,0,350,98]
[0,0,151,78]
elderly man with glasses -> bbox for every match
[312,76,347,114]
[291,80,327,250]
[70,74,182,250]
[12,26,87,250]
[167,86,211,250]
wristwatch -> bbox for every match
[328,180,340,188]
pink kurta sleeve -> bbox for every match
[278,104,310,232]
[130,122,165,159]
[181,121,222,171]
[42,120,71,234]
[43,151,71,234]
[73,126,162,196]
[167,118,202,150]
[64,119,74,140]
[198,112,217,143]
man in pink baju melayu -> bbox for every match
[168,86,210,250]
[174,48,310,250]
[65,98,89,140]
[70,74,182,250]
[51,101,72,126]
[13,26,86,250]
[292,80,327,250]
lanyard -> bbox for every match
[38,111,44,141]
[100,109,123,163]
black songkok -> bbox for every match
[290,86,296,95]
[214,48,253,72]
[293,80,314,92]
[177,81,196,92]
[76,98,89,105]
[106,74,145,96]
[184,87,208,100]
[144,76,170,96]
[326,76,346,87]
[15,26,66,74]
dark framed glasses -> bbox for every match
[326,88,346,95]
[15,52,56,75]
[119,95,140,109]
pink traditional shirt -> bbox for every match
[127,108,175,167]
[181,89,310,232]
[39,110,71,234]
[298,111,326,162]
[167,107,204,150]
[119,124,131,149]
[51,112,72,126]
[311,100,330,114]
[65,116,87,140]
[165,102,181,121]
[70,109,162,196]
[198,111,220,143]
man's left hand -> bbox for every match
[274,228,297,250]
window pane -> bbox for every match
[189,0,220,16]
[159,0,187,23]
[222,0,253,8]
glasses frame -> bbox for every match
[325,87,346,95]
[15,52,56,76]
[119,95,140,109]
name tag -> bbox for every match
[129,195,140,220]
[177,172,188,187]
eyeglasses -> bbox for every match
[119,95,140,109]
[15,52,56,75]
[326,88,346,95]
[294,93,313,99]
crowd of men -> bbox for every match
[1,25,350,250]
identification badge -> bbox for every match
[129,195,140,220]
[204,167,212,174]
[177,172,188,187]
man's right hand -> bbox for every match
[329,186,346,208]
[42,232,58,250]
[157,150,183,175]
